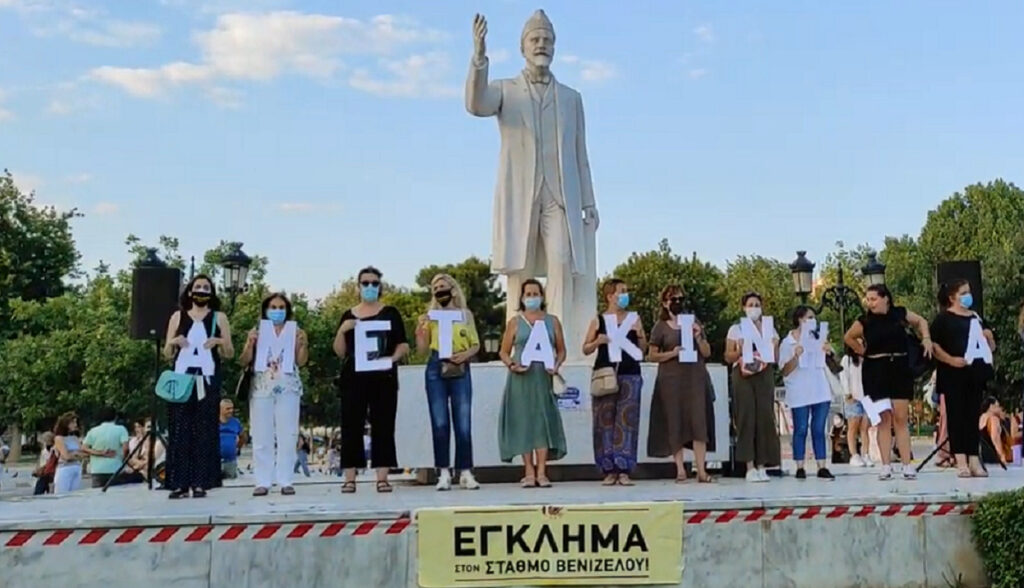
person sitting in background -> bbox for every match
[219,399,243,480]
[979,397,1014,466]
[127,419,166,484]
[82,407,131,488]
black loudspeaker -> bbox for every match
[935,260,983,317]
[130,266,183,340]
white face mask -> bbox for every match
[745,307,762,321]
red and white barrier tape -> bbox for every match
[1,518,411,548]
[0,503,975,548]
[685,502,975,525]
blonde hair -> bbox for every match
[427,273,470,321]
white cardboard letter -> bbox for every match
[964,318,993,365]
[676,314,698,363]
[255,320,297,374]
[603,312,642,362]
[798,320,829,368]
[355,320,393,372]
[740,316,776,364]
[520,320,555,369]
[428,309,464,360]
[174,321,216,376]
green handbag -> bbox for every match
[156,311,218,403]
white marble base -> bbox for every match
[394,362,731,469]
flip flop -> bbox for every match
[520,477,537,488]
[537,477,552,488]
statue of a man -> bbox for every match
[465,10,599,361]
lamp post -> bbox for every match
[483,328,502,362]
[220,242,252,311]
[862,252,887,287]
[789,251,815,304]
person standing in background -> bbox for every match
[219,399,243,480]
[841,345,875,467]
[82,407,131,488]
[33,432,55,495]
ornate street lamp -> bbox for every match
[789,251,816,304]
[861,252,887,287]
[220,242,252,311]
[483,328,502,361]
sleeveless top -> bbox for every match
[858,306,908,355]
[594,314,642,376]
[174,310,222,369]
[59,436,80,465]
[512,314,556,366]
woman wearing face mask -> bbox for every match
[498,279,568,488]
[163,274,234,499]
[415,274,481,491]
[334,266,409,494]
[724,292,781,482]
[240,293,309,496]
[646,284,713,483]
[930,280,995,478]
[582,278,647,486]
[844,284,931,480]
[779,306,836,480]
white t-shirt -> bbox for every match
[840,355,864,400]
[726,321,779,366]
[779,333,832,409]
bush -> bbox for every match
[971,488,1024,587]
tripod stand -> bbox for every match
[917,436,1007,473]
[103,334,170,492]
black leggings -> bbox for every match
[340,373,399,469]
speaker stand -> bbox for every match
[103,335,171,492]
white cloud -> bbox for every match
[66,20,161,48]
[557,54,617,84]
[9,2,161,48]
[93,202,119,215]
[694,24,715,43]
[65,173,92,184]
[88,12,448,102]
[10,171,43,194]
[688,68,708,80]
[348,52,457,98]
[205,86,243,109]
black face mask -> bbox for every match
[191,292,211,307]
[434,289,453,306]
[668,302,684,315]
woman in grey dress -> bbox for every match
[647,284,713,483]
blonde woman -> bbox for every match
[416,274,481,491]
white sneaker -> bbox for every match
[754,468,770,482]
[745,469,761,482]
[903,468,917,480]
[435,470,452,491]
[850,454,866,468]
[878,465,893,481]
[863,455,875,467]
[460,470,480,490]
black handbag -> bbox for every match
[905,331,934,380]
[440,360,466,379]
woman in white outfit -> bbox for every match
[841,341,879,467]
[240,293,308,497]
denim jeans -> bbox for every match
[791,401,831,462]
[425,353,474,470]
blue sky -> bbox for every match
[2,1,1023,300]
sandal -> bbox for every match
[537,476,552,488]
[957,468,972,479]
[341,481,357,494]
[191,488,207,498]
[601,475,617,486]
[281,486,296,496]
[970,467,989,478]
[376,480,393,493]
[617,474,635,486]
[520,477,537,488]
[674,477,688,484]
[169,488,189,500]
[252,486,269,497]
[697,473,715,484]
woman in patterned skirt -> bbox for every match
[582,278,646,486]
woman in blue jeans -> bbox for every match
[416,274,481,491]
[779,306,835,480]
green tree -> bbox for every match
[720,254,795,332]
[607,239,727,353]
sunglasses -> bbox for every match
[669,296,685,304]
[360,281,381,287]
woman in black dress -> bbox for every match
[333,266,409,494]
[844,284,930,481]
[163,274,234,498]
[930,279,995,478]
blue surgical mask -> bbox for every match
[361,284,380,302]
[616,293,630,308]
[267,309,287,324]
[959,293,973,309]
[523,296,542,311]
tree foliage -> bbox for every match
[719,254,794,331]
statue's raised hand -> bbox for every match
[472,14,488,61]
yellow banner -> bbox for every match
[416,502,683,587]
